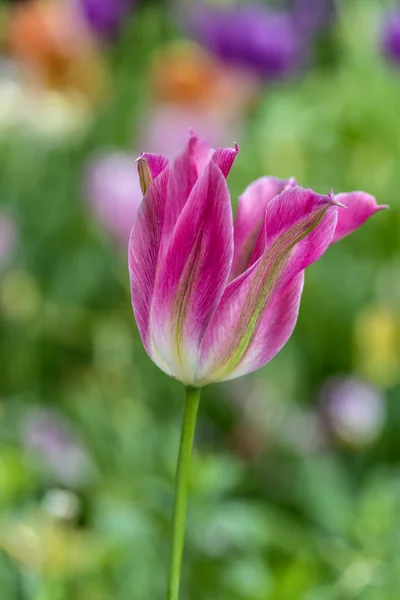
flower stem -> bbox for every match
[167,385,201,600]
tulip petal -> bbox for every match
[231,176,295,279]
[137,152,169,194]
[214,271,305,381]
[160,136,238,258]
[332,192,388,244]
[160,135,213,255]
[129,166,170,369]
[150,161,234,383]
[198,187,338,384]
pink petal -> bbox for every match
[198,187,338,384]
[137,152,169,194]
[160,135,238,258]
[129,166,169,365]
[235,271,304,379]
[231,176,296,279]
[332,191,388,244]
[264,187,339,287]
[160,135,214,258]
[150,160,234,383]
[208,271,305,382]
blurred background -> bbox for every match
[1,0,400,598]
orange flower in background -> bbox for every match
[5,0,106,101]
[143,40,260,155]
[149,40,259,113]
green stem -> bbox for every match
[167,385,201,600]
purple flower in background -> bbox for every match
[23,410,93,487]
[189,3,304,79]
[0,212,17,267]
[85,152,142,246]
[319,376,386,447]
[382,11,400,65]
[78,0,134,40]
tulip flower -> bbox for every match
[129,136,386,388]
[128,134,386,600]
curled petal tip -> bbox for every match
[135,153,144,163]
[136,152,169,195]
[333,199,347,209]
[328,189,347,208]
[234,142,239,153]
[137,156,152,195]
[188,128,201,145]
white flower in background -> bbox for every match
[320,376,386,447]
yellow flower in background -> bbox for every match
[0,269,42,323]
[0,508,106,575]
[354,305,400,388]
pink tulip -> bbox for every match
[129,135,386,386]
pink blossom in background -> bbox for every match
[85,152,142,245]
[128,134,386,386]
[0,212,17,266]
[138,104,238,160]
[22,409,93,487]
